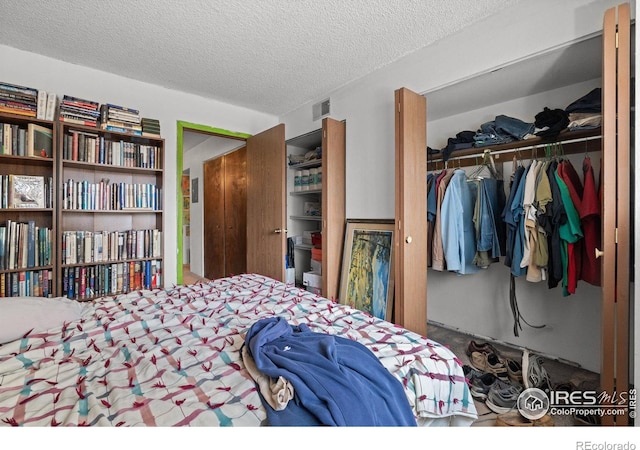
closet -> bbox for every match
[395,3,631,426]
[246,118,345,299]
[203,147,247,279]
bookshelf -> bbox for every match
[0,112,56,297]
[56,122,164,300]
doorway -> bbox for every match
[176,121,250,285]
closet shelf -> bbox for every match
[290,215,322,221]
[427,128,601,170]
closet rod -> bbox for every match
[445,134,602,162]
[427,132,602,170]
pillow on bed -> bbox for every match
[0,296,86,345]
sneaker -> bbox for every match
[485,380,523,414]
[466,339,499,357]
[469,372,498,400]
[522,350,552,392]
[470,351,509,380]
[506,358,523,384]
[462,364,485,382]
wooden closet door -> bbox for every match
[203,156,225,280]
[224,147,247,276]
[394,87,428,336]
[246,124,287,281]
[601,2,630,426]
[321,118,345,300]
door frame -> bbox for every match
[176,120,251,285]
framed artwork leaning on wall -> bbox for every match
[339,219,394,321]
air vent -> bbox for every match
[312,98,330,121]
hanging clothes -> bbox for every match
[532,160,552,281]
[580,156,602,286]
[432,169,454,271]
[472,177,506,268]
[553,165,583,296]
[557,159,585,291]
[541,160,567,289]
[505,164,529,277]
[502,165,526,272]
[440,169,480,275]
[427,171,439,267]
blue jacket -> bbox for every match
[244,317,417,426]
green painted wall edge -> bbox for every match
[175,120,251,285]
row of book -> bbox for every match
[0,175,53,209]
[61,260,162,300]
[0,82,38,118]
[100,103,141,135]
[0,221,52,271]
[0,270,52,298]
[62,229,162,265]
[0,81,162,137]
[62,130,161,168]
[62,179,161,211]
[0,122,53,157]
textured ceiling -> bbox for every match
[0,0,523,116]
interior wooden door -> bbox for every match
[394,87,428,336]
[601,2,630,426]
[321,118,345,300]
[224,146,247,276]
[246,124,287,281]
[203,156,225,280]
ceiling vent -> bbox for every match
[312,98,331,121]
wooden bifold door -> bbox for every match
[395,2,632,426]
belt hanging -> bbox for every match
[509,273,546,337]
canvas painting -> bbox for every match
[339,219,394,321]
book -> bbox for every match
[36,90,47,120]
[26,123,53,157]
[61,94,99,110]
[59,116,97,127]
[45,92,58,121]
[26,220,35,268]
[9,175,45,208]
[106,103,139,115]
[0,106,36,117]
[0,82,38,97]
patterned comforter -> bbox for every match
[0,273,477,426]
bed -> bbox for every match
[0,273,477,427]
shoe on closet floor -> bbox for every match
[469,372,498,401]
[463,364,485,381]
[522,350,552,393]
[485,379,523,414]
[470,351,509,380]
[466,339,500,357]
[506,358,523,384]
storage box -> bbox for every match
[303,270,322,288]
[302,230,318,245]
[304,201,321,216]
[311,247,322,261]
[310,258,322,273]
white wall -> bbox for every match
[280,0,630,372]
[0,44,278,286]
[183,136,245,277]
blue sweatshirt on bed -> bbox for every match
[244,316,417,426]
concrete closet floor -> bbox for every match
[428,321,601,427]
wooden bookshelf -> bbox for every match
[56,122,164,300]
[0,113,56,297]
